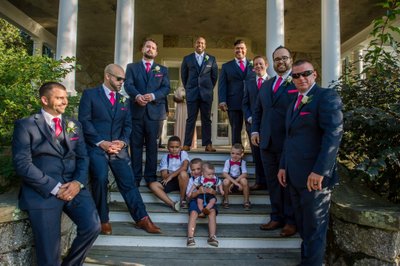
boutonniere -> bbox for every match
[300,95,313,108]
[152,65,161,73]
[284,76,293,86]
[119,94,127,104]
[204,55,209,62]
[66,120,78,134]
[248,60,253,67]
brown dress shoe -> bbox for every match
[250,184,267,191]
[280,224,297,237]
[182,145,191,151]
[205,144,216,152]
[101,222,112,235]
[259,220,282,231]
[135,217,162,234]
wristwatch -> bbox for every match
[75,181,85,189]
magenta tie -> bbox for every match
[145,62,151,73]
[257,77,263,90]
[273,76,283,93]
[239,60,245,72]
[109,91,116,106]
[53,117,62,137]
[294,95,303,110]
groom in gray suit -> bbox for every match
[12,82,100,266]
[181,37,218,152]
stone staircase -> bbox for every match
[84,148,301,266]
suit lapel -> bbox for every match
[98,87,114,119]
[199,53,207,73]
[34,113,63,154]
[62,117,72,153]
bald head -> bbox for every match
[104,64,125,92]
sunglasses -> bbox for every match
[291,70,314,79]
[107,72,126,82]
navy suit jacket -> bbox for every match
[280,85,343,188]
[218,59,256,110]
[125,62,170,121]
[78,86,132,150]
[12,113,89,210]
[243,76,263,122]
[181,53,218,102]
[252,76,297,152]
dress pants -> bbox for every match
[130,113,159,184]
[27,190,100,266]
[261,149,294,224]
[184,98,212,147]
[89,147,148,223]
[289,184,332,266]
[245,121,266,186]
[227,110,243,144]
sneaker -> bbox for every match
[173,201,181,212]
[187,237,196,247]
[180,200,188,209]
[207,235,219,247]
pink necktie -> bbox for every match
[273,76,283,93]
[294,95,303,110]
[145,62,151,73]
[257,77,263,90]
[109,91,115,106]
[239,60,245,72]
[53,117,62,137]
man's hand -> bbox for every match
[135,95,148,106]
[277,169,287,187]
[219,103,228,112]
[57,181,81,201]
[143,93,154,102]
[251,133,260,146]
[307,172,323,192]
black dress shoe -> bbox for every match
[250,184,267,191]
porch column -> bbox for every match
[56,0,78,95]
[321,0,341,87]
[266,0,285,77]
[114,0,135,69]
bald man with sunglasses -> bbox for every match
[278,59,343,266]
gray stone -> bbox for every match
[0,220,33,254]
[333,218,400,263]
[0,247,35,266]
[354,257,398,266]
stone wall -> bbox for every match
[327,167,400,266]
[0,190,76,265]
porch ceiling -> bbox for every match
[7,0,385,54]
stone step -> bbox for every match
[92,222,301,249]
[84,246,301,266]
[110,191,270,205]
[156,149,254,162]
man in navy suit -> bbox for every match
[12,82,100,266]
[79,64,161,235]
[125,39,170,186]
[219,39,256,144]
[278,59,343,265]
[181,37,218,152]
[242,55,268,190]
[251,46,297,237]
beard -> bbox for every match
[143,53,155,60]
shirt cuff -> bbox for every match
[251,132,259,136]
[50,182,62,196]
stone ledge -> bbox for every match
[0,189,28,224]
[331,167,400,232]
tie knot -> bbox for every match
[110,91,115,97]
[258,77,263,81]
[146,62,151,66]
[52,117,60,123]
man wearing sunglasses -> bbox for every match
[251,46,297,237]
[79,64,161,235]
[278,59,343,266]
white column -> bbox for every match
[266,0,285,77]
[321,0,341,87]
[56,0,78,95]
[115,0,135,97]
[115,0,135,69]
[32,38,43,56]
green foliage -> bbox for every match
[336,0,400,203]
[0,18,79,145]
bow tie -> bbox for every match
[229,160,241,166]
[168,154,180,159]
[203,177,215,183]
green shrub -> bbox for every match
[335,0,400,203]
[0,18,80,191]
